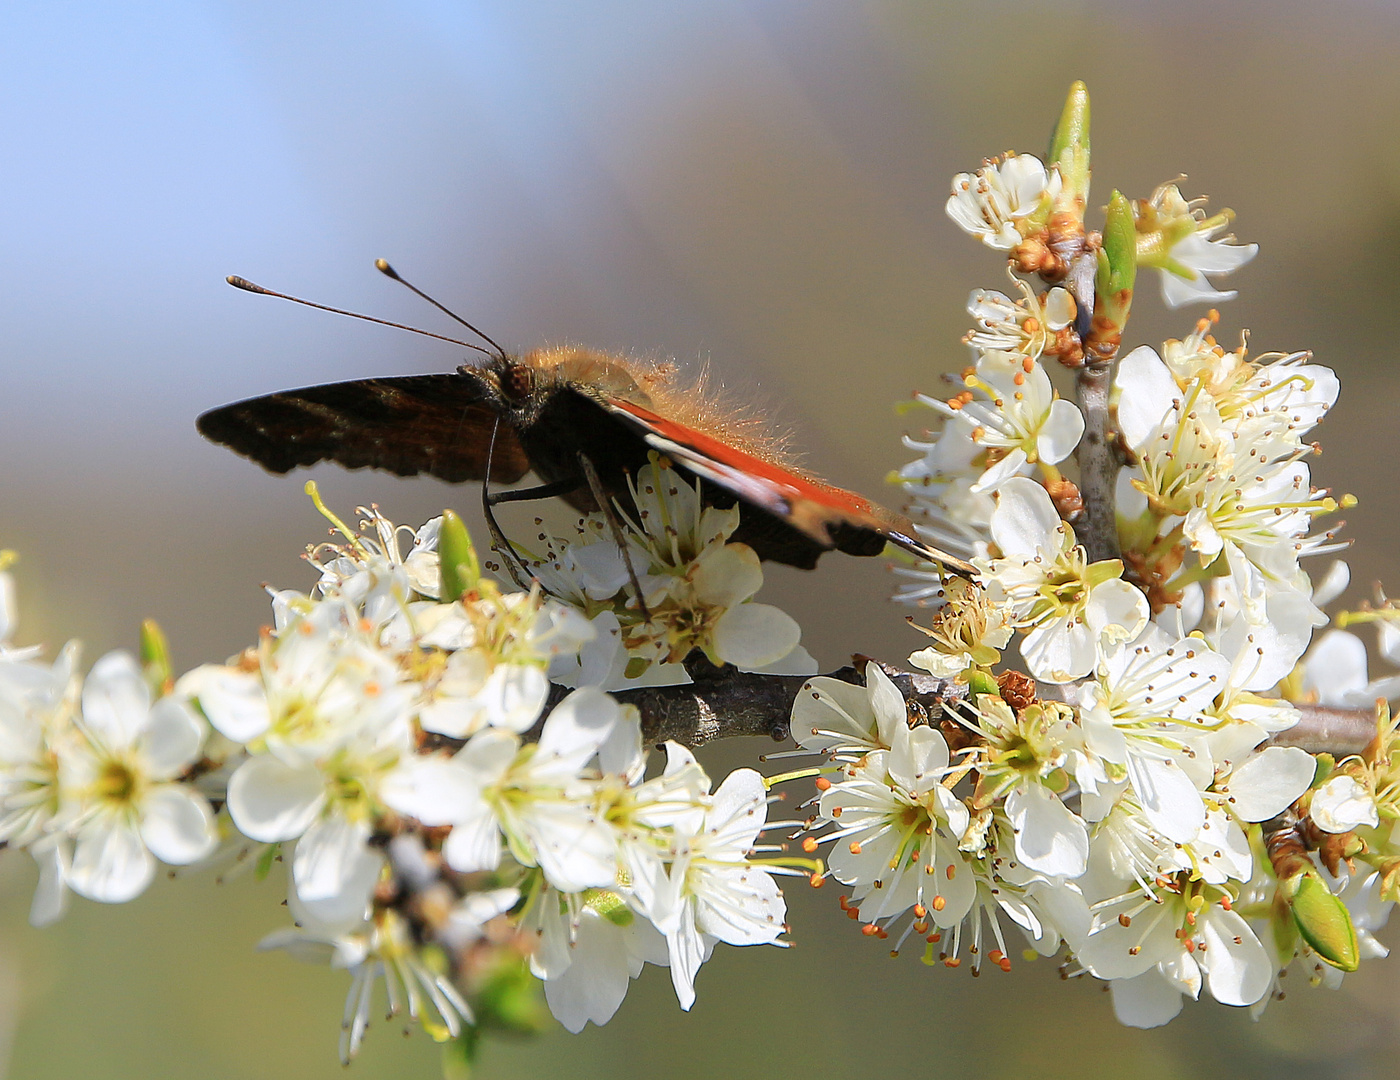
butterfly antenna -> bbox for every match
[375,259,509,361]
[226,276,494,357]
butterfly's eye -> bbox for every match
[502,365,534,402]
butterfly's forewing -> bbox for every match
[596,396,975,576]
[196,373,530,484]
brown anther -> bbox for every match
[944,957,962,969]
[1118,913,1132,928]
[847,907,861,920]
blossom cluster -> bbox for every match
[2,81,1397,1063]
[799,89,1396,1029]
[524,456,815,687]
[0,483,797,1060]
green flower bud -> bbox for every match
[439,510,481,602]
[1286,868,1360,972]
[1048,81,1090,209]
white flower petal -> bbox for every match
[1086,578,1150,645]
[990,477,1062,559]
[481,664,550,732]
[81,652,151,749]
[140,785,218,865]
[543,908,634,1033]
[1303,630,1369,701]
[177,664,270,743]
[1114,346,1178,451]
[1006,784,1088,878]
[1311,561,1350,608]
[296,844,384,932]
[1021,618,1096,683]
[1126,754,1205,844]
[379,756,480,826]
[226,755,326,843]
[969,447,1029,494]
[69,818,155,903]
[712,604,801,669]
[691,544,763,607]
[1036,399,1085,464]
[442,811,504,874]
[534,687,619,779]
[1312,775,1379,833]
[1111,970,1185,1029]
[1220,747,1317,823]
[293,817,373,904]
[140,697,207,779]
[527,802,619,894]
[29,839,70,927]
[1199,908,1270,1006]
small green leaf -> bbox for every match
[475,954,550,1037]
[1288,869,1360,972]
[966,669,1000,699]
[441,1028,479,1080]
[1099,190,1137,297]
[1084,558,1126,590]
[584,888,635,927]
[254,842,280,881]
[439,510,480,602]
[139,618,173,697]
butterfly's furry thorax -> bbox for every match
[475,346,799,473]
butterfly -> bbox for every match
[197,271,974,576]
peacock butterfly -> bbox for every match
[197,270,974,576]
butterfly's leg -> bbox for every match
[577,451,653,623]
[481,418,536,589]
[485,478,582,505]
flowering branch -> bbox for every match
[598,662,1372,755]
[3,78,1398,1073]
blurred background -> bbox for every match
[3,2,1400,1077]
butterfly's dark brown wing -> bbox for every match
[596,396,975,576]
[196,373,530,483]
